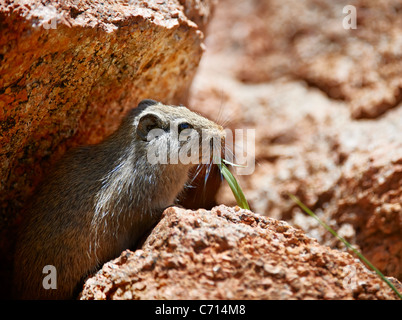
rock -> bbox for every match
[188,0,402,282]
[178,0,217,33]
[0,0,214,298]
[229,0,402,120]
[321,148,402,279]
[80,206,402,300]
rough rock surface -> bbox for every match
[80,206,402,300]
[232,0,402,119]
[0,0,214,297]
[322,150,402,279]
[188,0,402,281]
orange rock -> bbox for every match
[80,206,402,300]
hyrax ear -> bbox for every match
[136,113,162,141]
[137,99,158,109]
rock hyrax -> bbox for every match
[13,99,225,299]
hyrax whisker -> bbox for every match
[187,163,204,188]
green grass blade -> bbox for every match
[289,193,402,300]
[219,162,250,210]
[222,158,247,168]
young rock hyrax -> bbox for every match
[13,99,225,299]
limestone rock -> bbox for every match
[80,206,401,300]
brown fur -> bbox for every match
[13,100,225,299]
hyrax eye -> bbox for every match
[178,122,193,133]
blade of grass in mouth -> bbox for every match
[218,161,250,210]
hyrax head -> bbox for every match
[132,99,225,165]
